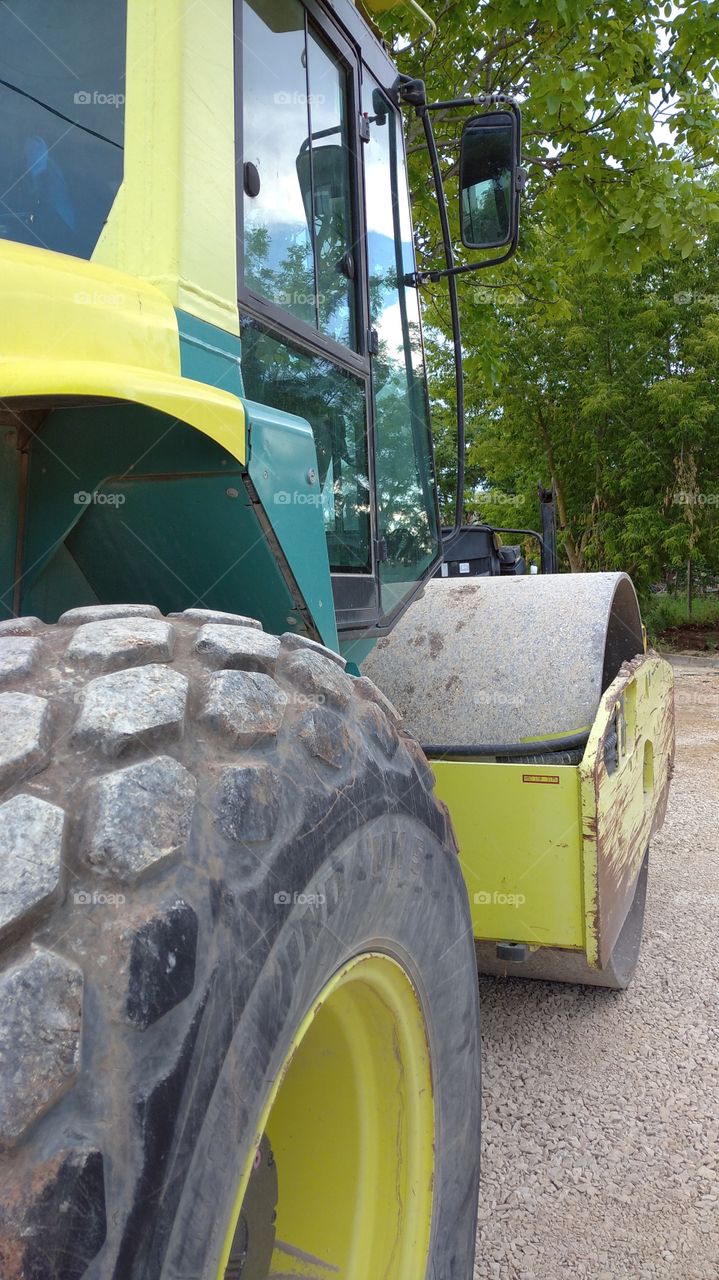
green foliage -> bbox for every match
[642,593,719,644]
[381,0,719,275]
[428,228,719,583]
[375,0,719,584]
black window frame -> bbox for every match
[235,0,381,623]
[234,0,444,639]
[235,0,369,377]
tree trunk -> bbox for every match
[687,557,693,617]
[537,408,583,572]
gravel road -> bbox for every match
[474,657,719,1280]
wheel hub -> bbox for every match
[225,1134,278,1279]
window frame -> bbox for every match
[234,0,444,638]
[358,70,443,632]
[235,0,381,617]
[235,0,369,378]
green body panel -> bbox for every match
[5,313,337,645]
[178,310,244,400]
[244,399,338,651]
[179,310,336,649]
[14,405,301,636]
[340,636,378,666]
[0,435,20,621]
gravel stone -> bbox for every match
[0,692,51,788]
[0,637,41,686]
[201,670,287,746]
[0,947,83,1147]
[0,795,65,941]
[474,658,719,1280]
[85,756,197,882]
[66,618,175,672]
[72,665,188,756]
[195,624,280,673]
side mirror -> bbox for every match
[459,109,524,251]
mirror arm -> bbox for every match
[405,198,524,286]
[403,95,525,284]
[396,76,525,544]
[423,92,518,112]
[401,83,466,543]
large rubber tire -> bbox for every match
[0,606,480,1280]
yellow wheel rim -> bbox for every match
[217,952,435,1279]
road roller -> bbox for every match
[0,0,673,1275]
[363,571,675,988]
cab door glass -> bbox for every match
[242,0,357,348]
[363,75,441,614]
[240,320,370,571]
[304,30,355,347]
[242,0,315,327]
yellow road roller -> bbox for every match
[0,0,673,1275]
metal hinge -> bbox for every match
[367,328,379,356]
[374,537,388,564]
[359,112,371,142]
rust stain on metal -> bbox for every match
[590,655,675,968]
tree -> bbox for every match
[373,1,719,583]
[378,0,719,276]
[426,226,719,586]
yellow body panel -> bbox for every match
[579,654,674,967]
[433,761,584,948]
[0,240,245,463]
[432,653,674,970]
[94,0,239,334]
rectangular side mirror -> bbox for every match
[459,110,522,251]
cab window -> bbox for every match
[240,0,370,576]
[241,0,357,349]
[363,75,441,612]
[0,0,126,259]
[241,320,370,572]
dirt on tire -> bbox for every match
[0,605,481,1280]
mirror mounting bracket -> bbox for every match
[396,75,427,108]
[424,91,518,112]
[395,74,525,545]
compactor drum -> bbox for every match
[364,574,674,988]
